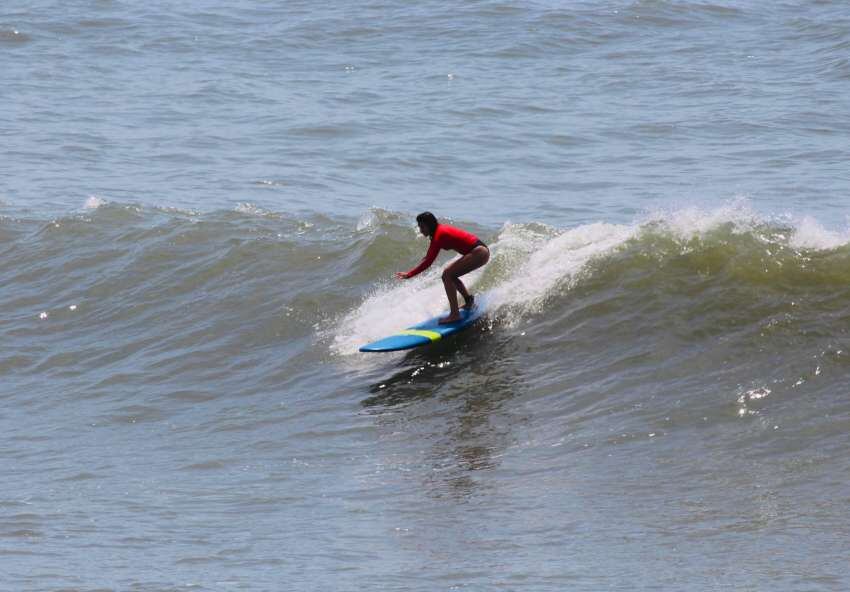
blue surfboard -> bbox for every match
[359,299,487,353]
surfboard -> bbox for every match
[359,298,487,353]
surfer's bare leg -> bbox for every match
[454,278,474,309]
[441,276,461,324]
[439,245,490,324]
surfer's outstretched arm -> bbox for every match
[396,237,439,279]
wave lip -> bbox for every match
[83,196,107,210]
[488,220,635,313]
[788,216,850,250]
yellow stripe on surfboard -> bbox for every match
[398,329,442,342]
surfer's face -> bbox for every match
[418,223,430,237]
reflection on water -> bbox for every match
[362,325,525,500]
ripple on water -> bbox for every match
[0,28,31,45]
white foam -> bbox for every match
[492,221,553,256]
[642,198,850,252]
[355,210,378,232]
[234,202,270,217]
[789,216,850,250]
[643,197,760,240]
[84,195,106,210]
[488,221,635,312]
[331,269,453,355]
[355,208,405,233]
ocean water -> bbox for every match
[3,1,850,590]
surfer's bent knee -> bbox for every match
[477,245,490,263]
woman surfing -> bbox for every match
[395,212,490,324]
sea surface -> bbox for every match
[3,1,850,590]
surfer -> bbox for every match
[395,212,490,324]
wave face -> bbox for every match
[5,201,850,590]
[6,200,850,441]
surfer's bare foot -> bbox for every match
[462,295,475,310]
[439,313,462,325]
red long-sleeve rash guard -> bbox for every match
[404,224,480,278]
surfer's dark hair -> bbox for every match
[416,211,438,236]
